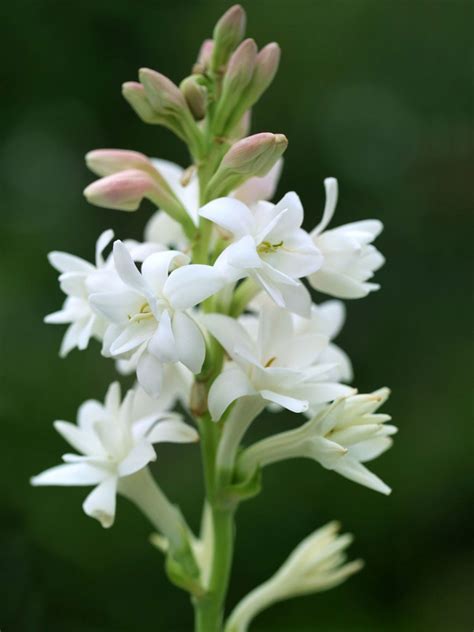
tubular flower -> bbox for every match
[90,241,223,397]
[203,305,352,421]
[200,192,322,316]
[31,382,198,528]
[225,521,363,632]
[238,388,395,495]
[309,178,385,299]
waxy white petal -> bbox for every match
[200,198,255,238]
[208,367,257,421]
[164,264,223,309]
[172,311,205,373]
[82,478,117,527]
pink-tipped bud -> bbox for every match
[83,167,193,230]
[223,38,257,94]
[85,149,155,177]
[211,4,246,71]
[84,169,158,212]
[122,82,161,124]
[247,42,281,105]
[221,132,287,176]
[213,38,257,134]
[207,132,288,197]
[180,76,207,121]
[139,68,188,117]
[193,39,214,73]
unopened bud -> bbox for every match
[85,149,155,177]
[247,42,281,105]
[207,132,288,197]
[211,4,246,72]
[122,82,162,124]
[84,169,159,212]
[139,69,204,153]
[139,68,188,117]
[193,39,214,74]
[84,169,195,236]
[180,76,207,121]
[213,38,257,134]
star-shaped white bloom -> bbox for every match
[309,178,385,299]
[31,382,198,528]
[199,192,322,316]
[90,241,223,397]
[144,158,283,253]
[45,230,164,357]
[203,305,352,421]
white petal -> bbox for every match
[349,437,393,463]
[312,177,338,235]
[164,264,224,309]
[266,191,304,240]
[53,421,101,456]
[202,313,254,359]
[147,419,199,444]
[172,311,205,373]
[199,198,255,239]
[215,236,261,278]
[48,251,94,274]
[148,310,179,364]
[31,462,105,486]
[208,367,257,421]
[82,478,117,527]
[277,281,312,317]
[109,320,156,356]
[332,457,391,495]
[145,210,188,249]
[316,300,346,339]
[136,351,164,398]
[259,389,308,413]
[141,250,189,296]
[90,289,143,324]
[113,240,147,293]
[117,440,156,477]
[95,229,114,267]
[309,268,372,299]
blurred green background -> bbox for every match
[1,0,472,630]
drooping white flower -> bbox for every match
[225,521,363,632]
[309,178,385,299]
[203,305,352,421]
[200,192,322,316]
[90,241,223,397]
[238,388,395,495]
[31,382,198,528]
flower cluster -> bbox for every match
[34,5,394,631]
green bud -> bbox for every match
[211,4,246,72]
[207,132,288,197]
[122,82,163,125]
[213,38,257,135]
[180,76,207,120]
[246,42,281,106]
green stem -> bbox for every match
[194,414,236,631]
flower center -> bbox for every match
[128,302,154,323]
[257,240,284,255]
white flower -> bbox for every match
[200,192,322,316]
[144,158,283,253]
[44,229,116,356]
[303,388,395,494]
[309,178,385,299]
[90,241,223,397]
[292,300,353,383]
[225,521,363,632]
[31,382,198,528]
[203,305,352,421]
[45,230,163,357]
[239,388,395,495]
